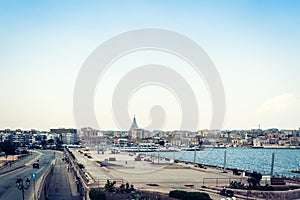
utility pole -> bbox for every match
[173,145,175,162]
[193,146,197,163]
[270,152,275,177]
[223,150,227,171]
[158,146,160,164]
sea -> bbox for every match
[145,148,300,177]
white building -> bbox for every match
[253,138,262,147]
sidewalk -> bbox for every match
[47,156,82,200]
[67,167,81,197]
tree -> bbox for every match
[0,142,16,155]
[247,171,262,189]
[104,180,116,192]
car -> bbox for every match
[33,162,39,169]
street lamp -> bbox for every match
[16,177,30,200]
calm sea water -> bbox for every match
[146,148,300,177]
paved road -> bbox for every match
[47,153,82,200]
[0,150,54,200]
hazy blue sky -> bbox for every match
[1,0,300,130]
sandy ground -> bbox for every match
[0,155,18,161]
[0,155,20,167]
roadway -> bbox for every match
[0,150,55,200]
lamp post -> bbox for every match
[16,177,30,200]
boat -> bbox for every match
[181,147,204,151]
[292,164,300,173]
[292,169,300,173]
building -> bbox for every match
[128,116,145,142]
[50,128,78,145]
[130,129,145,141]
[253,138,263,147]
[118,138,128,147]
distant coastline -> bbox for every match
[213,146,300,149]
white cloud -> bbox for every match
[255,93,300,129]
[258,93,300,114]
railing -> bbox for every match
[92,179,124,188]
[202,177,249,187]
[64,147,90,200]
[202,177,272,187]
[36,160,54,200]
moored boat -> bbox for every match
[292,164,300,173]
[292,168,300,173]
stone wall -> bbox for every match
[234,188,300,200]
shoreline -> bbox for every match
[136,149,300,178]
[112,146,300,153]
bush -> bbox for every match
[185,192,211,200]
[104,180,116,192]
[89,189,106,200]
[229,181,244,189]
[169,190,211,200]
[169,190,188,199]
[78,163,85,169]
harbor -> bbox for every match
[105,145,300,177]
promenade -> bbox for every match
[70,148,245,199]
[47,153,82,200]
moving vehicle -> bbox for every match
[33,162,39,169]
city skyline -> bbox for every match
[1,1,300,130]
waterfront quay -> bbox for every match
[65,146,300,200]
[66,147,261,199]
